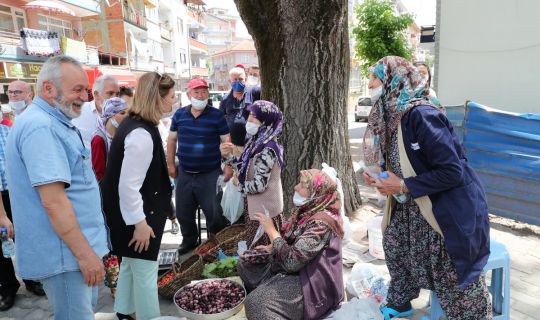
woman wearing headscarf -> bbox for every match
[220,100,284,247]
[362,56,491,320]
[91,97,129,182]
[238,168,344,320]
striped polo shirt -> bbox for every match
[170,105,229,173]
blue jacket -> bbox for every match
[401,106,490,288]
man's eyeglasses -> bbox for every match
[8,90,24,96]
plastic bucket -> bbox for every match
[367,216,385,260]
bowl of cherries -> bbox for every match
[173,278,246,320]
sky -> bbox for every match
[400,0,436,26]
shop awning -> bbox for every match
[86,67,137,89]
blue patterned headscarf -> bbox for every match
[238,100,284,185]
[363,56,435,165]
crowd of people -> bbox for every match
[0,53,492,320]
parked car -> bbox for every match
[355,96,372,122]
[209,91,228,108]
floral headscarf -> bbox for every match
[282,169,344,242]
[94,97,129,146]
[238,100,284,184]
[363,56,437,165]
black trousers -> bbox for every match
[0,191,39,296]
[175,168,226,245]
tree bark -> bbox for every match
[234,0,361,214]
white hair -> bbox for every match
[37,55,83,97]
[93,75,118,94]
[229,67,246,78]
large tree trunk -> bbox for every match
[235,0,361,214]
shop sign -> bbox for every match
[61,37,88,64]
[4,62,42,79]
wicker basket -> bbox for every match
[216,224,246,244]
[194,234,219,256]
[202,237,240,264]
[157,254,204,299]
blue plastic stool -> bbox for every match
[430,240,510,320]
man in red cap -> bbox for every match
[166,78,230,255]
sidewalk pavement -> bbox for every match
[1,180,540,319]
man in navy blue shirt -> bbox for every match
[219,67,261,147]
[167,78,231,254]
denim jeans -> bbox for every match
[41,271,98,320]
[175,168,225,244]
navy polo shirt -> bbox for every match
[219,86,261,146]
[170,105,229,173]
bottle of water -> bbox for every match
[379,171,409,203]
[1,227,15,258]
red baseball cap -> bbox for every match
[187,78,209,89]
[235,64,246,69]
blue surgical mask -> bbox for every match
[232,81,246,92]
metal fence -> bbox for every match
[462,102,540,226]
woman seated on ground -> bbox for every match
[220,100,284,247]
[238,168,344,320]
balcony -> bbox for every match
[189,37,208,53]
[0,30,21,46]
[124,8,147,30]
[160,26,172,41]
[187,7,205,28]
[191,66,208,77]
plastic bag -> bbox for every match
[250,205,269,249]
[220,179,243,224]
[331,297,382,320]
[346,263,389,303]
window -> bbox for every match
[0,4,26,33]
[179,48,187,64]
[38,14,72,38]
[177,18,183,35]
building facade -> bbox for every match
[209,40,258,91]
[0,0,100,102]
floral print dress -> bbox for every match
[383,133,492,319]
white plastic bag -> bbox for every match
[249,205,269,249]
[220,180,243,224]
[346,263,389,303]
[331,297,383,320]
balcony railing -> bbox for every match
[160,26,172,41]
[124,8,147,29]
[0,30,21,46]
[189,37,207,52]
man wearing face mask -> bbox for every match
[7,80,33,116]
[72,75,120,149]
[219,67,261,151]
[167,78,231,255]
[246,65,260,86]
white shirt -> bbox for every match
[118,128,153,225]
[72,100,100,149]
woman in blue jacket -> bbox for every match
[363,56,491,320]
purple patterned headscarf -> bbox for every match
[95,97,129,134]
[238,100,284,185]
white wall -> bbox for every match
[436,0,540,113]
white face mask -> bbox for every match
[191,98,207,110]
[110,118,120,128]
[9,100,26,113]
[247,75,259,86]
[293,191,309,207]
[162,104,179,119]
[371,85,383,103]
[245,122,261,136]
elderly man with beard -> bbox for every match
[5,55,108,320]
